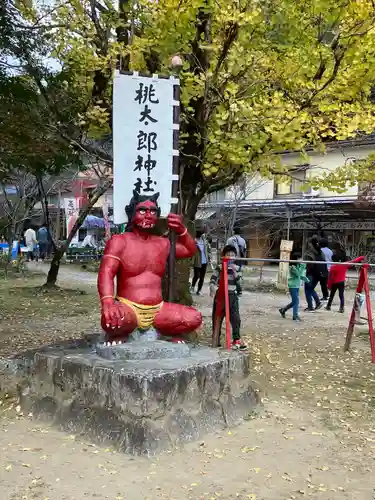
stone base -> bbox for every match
[1,337,259,455]
[96,340,191,360]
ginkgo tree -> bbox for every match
[15,0,375,218]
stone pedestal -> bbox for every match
[1,337,258,455]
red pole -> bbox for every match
[212,273,224,347]
[363,265,375,363]
[344,267,365,352]
[222,257,231,351]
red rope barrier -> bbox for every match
[222,258,232,351]
[344,264,375,362]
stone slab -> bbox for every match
[96,340,191,360]
[1,338,259,455]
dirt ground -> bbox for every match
[1,268,375,500]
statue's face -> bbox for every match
[133,200,159,229]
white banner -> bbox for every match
[113,71,178,224]
[102,195,111,240]
[64,198,79,243]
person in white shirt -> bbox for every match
[82,233,97,248]
[24,227,37,261]
[191,230,211,296]
[319,237,333,301]
[320,237,333,269]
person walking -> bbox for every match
[279,251,309,321]
[191,229,211,295]
[37,224,49,261]
[319,237,332,300]
[24,226,37,262]
[227,226,247,263]
[326,254,364,313]
[226,226,247,295]
[304,238,324,311]
[210,245,247,350]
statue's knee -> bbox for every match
[189,309,202,329]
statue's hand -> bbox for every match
[102,302,133,329]
[167,213,186,235]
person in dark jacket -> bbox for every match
[37,224,50,261]
[304,238,324,311]
[318,237,331,300]
[210,245,247,350]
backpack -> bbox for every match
[235,236,246,258]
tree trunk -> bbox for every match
[162,257,193,306]
[45,249,63,287]
[6,235,13,264]
[159,219,196,305]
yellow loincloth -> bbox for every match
[117,297,163,330]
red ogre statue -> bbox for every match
[98,192,202,342]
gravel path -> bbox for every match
[1,269,375,499]
[27,262,98,286]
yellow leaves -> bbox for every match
[265,353,278,365]
[15,0,33,11]
[241,445,259,453]
[85,105,111,138]
[19,0,375,189]
[5,464,12,471]
[282,473,292,482]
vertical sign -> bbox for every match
[64,198,79,244]
[113,71,179,224]
[277,239,294,290]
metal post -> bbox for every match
[167,76,181,302]
[302,230,306,259]
[286,207,292,240]
[167,218,177,302]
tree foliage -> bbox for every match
[10,0,375,217]
[0,1,111,283]
[0,75,77,175]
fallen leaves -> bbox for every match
[1,275,375,500]
[241,446,260,453]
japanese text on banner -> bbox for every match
[112,73,178,223]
